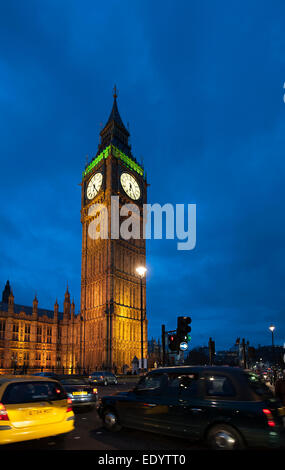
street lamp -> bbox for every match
[269,324,275,366]
[269,324,275,346]
[136,266,147,371]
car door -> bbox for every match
[165,372,208,439]
[116,373,169,431]
[200,372,239,427]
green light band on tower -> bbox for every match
[82,145,144,178]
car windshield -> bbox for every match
[246,373,273,399]
[2,381,66,404]
[60,378,90,385]
[91,372,104,376]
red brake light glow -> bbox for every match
[0,403,9,421]
[263,409,275,427]
[67,398,73,413]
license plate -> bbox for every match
[26,408,51,416]
[72,391,88,396]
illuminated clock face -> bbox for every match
[86,173,103,200]
[120,173,141,200]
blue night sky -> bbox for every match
[1,0,285,350]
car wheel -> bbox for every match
[206,424,245,450]
[103,410,122,432]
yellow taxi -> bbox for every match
[0,375,75,445]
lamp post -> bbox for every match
[269,325,275,366]
[136,266,147,371]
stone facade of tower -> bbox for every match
[81,92,148,372]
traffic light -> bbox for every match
[177,316,192,344]
[168,334,178,352]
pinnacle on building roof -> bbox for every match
[97,86,131,156]
[65,282,70,299]
[101,85,129,135]
[2,280,11,303]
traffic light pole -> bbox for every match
[242,338,247,369]
[209,337,215,365]
[162,325,166,367]
[164,328,177,366]
[209,338,213,366]
[177,350,184,365]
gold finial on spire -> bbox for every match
[65,281,70,296]
[113,84,118,99]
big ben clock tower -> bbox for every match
[80,88,147,372]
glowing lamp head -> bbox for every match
[269,325,275,333]
[136,266,147,277]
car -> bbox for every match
[32,372,59,379]
[97,366,285,450]
[89,371,118,386]
[56,375,98,409]
[0,375,74,445]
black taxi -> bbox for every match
[97,366,285,449]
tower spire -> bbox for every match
[2,280,11,303]
[113,84,118,99]
[97,86,131,156]
[64,283,71,317]
[103,86,128,133]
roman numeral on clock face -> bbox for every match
[86,173,103,200]
[120,173,141,200]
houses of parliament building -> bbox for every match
[0,91,148,374]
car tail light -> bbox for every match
[263,408,275,427]
[67,398,73,413]
[0,403,9,421]
[92,388,98,394]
